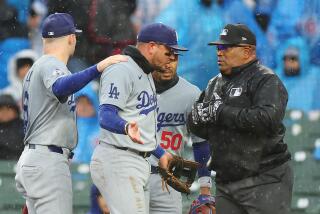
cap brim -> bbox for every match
[208,40,233,46]
[169,45,188,51]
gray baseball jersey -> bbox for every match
[148,77,202,166]
[147,77,203,214]
[22,55,77,149]
[99,57,157,151]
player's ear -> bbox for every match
[68,34,75,45]
[148,42,158,56]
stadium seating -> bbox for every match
[285,110,320,213]
[0,161,93,213]
[0,161,24,213]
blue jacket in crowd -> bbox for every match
[275,37,320,111]
[223,0,275,68]
[267,0,304,49]
[155,0,224,90]
[73,83,100,164]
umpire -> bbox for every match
[187,23,293,214]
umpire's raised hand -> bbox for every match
[191,92,223,124]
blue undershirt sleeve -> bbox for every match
[99,104,127,134]
[152,145,166,159]
[52,65,100,98]
[192,141,211,177]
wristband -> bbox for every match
[198,176,212,188]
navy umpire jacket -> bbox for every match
[188,59,291,184]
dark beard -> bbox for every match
[153,65,166,73]
[154,75,179,94]
[284,67,300,76]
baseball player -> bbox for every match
[14,13,126,214]
[90,23,185,214]
[147,54,214,214]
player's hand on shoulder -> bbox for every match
[126,121,144,144]
[97,55,128,72]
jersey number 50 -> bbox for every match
[160,131,182,151]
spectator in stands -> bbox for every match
[27,1,47,55]
[0,94,24,160]
[0,0,28,41]
[275,37,320,111]
[297,0,320,65]
[6,0,31,23]
[254,0,277,32]
[222,0,275,68]
[47,0,137,72]
[131,0,172,32]
[155,0,224,90]
[0,49,38,102]
[267,0,304,50]
[73,83,100,164]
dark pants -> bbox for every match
[216,161,293,214]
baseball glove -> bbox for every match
[158,154,200,194]
[189,195,216,214]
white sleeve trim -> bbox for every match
[198,176,212,188]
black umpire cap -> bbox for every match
[208,23,256,46]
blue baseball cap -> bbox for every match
[42,13,82,38]
[137,23,188,52]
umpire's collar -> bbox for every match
[122,45,154,74]
[223,59,258,79]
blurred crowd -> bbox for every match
[1,0,320,213]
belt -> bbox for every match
[113,145,152,159]
[151,165,158,174]
[28,144,74,159]
[100,142,151,158]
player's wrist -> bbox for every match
[152,145,166,159]
[198,176,212,188]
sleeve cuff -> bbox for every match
[152,145,166,159]
[198,176,212,188]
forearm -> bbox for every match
[99,104,127,134]
[217,75,287,133]
[193,141,211,177]
[52,65,100,97]
[218,104,282,133]
[193,141,212,193]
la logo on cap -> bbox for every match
[221,29,228,36]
